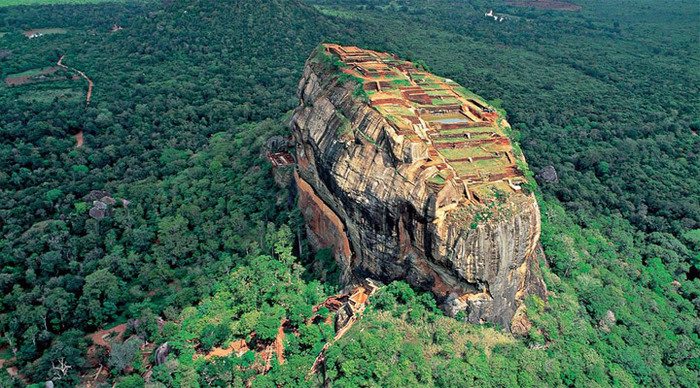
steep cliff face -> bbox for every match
[290,45,546,330]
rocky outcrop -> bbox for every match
[536,165,559,184]
[290,46,546,330]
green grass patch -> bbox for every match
[416,82,440,89]
[453,86,480,100]
[428,173,446,185]
[426,90,453,97]
[436,128,472,136]
[450,158,505,176]
[437,147,488,160]
[390,78,411,87]
[433,134,492,144]
[432,97,460,105]
[379,105,414,117]
[439,126,495,136]
[7,66,56,78]
[434,136,468,144]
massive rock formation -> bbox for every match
[290,44,546,330]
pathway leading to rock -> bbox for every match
[57,55,93,147]
[309,281,380,377]
[57,55,93,106]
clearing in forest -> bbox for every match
[205,339,249,360]
[74,130,84,147]
[23,27,67,38]
[88,323,126,349]
[4,66,70,86]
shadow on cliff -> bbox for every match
[299,247,343,291]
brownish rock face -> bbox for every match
[290,45,546,330]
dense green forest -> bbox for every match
[0,0,698,386]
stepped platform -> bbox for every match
[324,44,527,201]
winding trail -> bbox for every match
[57,55,93,106]
[57,55,93,147]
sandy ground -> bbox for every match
[75,130,84,147]
[89,323,126,348]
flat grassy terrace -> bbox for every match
[438,127,497,136]
[433,133,495,143]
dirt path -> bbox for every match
[274,324,285,365]
[89,323,126,349]
[57,55,93,106]
[74,130,84,147]
[58,55,92,147]
[205,339,249,360]
[309,282,379,376]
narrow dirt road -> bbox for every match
[58,55,93,147]
[57,55,93,106]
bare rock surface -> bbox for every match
[290,47,546,330]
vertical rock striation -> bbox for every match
[290,45,546,330]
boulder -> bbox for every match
[536,165,558,183]
[598,310,616,333]
[154,342,171,365]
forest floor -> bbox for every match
[0,347,21,383]
[89,323,126,349]
[258,321,287,372]
[200,323,285,373]
[75,130,84,147]
[205,339,249,359]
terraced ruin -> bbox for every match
[324,44,527,202]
